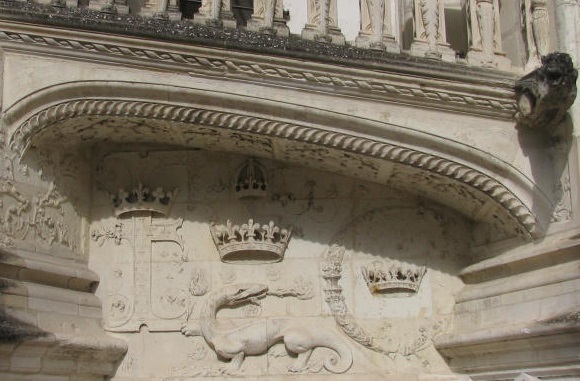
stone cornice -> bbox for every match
[0,20,518,120]
[7,98,538,238]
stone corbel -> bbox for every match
[515,52,578,133]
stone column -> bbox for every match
[463,0,510,69]
[355,0,401,53]
[410,0,455,61]
[301,0,346,45]
[246,0,290,37]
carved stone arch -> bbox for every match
[2,80,548,240]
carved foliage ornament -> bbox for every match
[516,52,578,132]
[210,219,291,263]
[0,181,72,248]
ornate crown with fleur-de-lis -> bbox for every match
[209,219,291,263]
[109,183,177,217]
[361,260,426,295]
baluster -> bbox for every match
[301,0,346,45]
[32,0,79,7]
[463,0,510,69]
[355,0,401,53]
[523,0,550,70]
[194,0,237,28]
[164,0,183,20]
[247,0,290,37]
[410,0,455,61]
[90,0,129,14]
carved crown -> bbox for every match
[361,260,426,295]
[210,219,291,263]
[110,183,177,217]
[235,159,268,199]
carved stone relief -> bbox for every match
[109,183,178,217]
[319,206,465,371]
[181,283,352,375]
[89,150,483,378]
[234,158,268,199]
[210,219,291,263]
[0,133,86,255]
[92,222,128,246]
[95,214,189,331]
[362,259,427,296]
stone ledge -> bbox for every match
[460,229,580,284]
[0,249,99,293]
[1,332,127,379]
[434,319,580,380]
[457,260,580,303]
[0,20,518,120]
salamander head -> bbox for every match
[225,283,269,306]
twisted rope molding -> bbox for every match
[9,99,538,236]
[0,31,516,117]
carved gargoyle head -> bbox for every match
[540,53,578,88]
[515,52,578,133]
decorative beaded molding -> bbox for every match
[0,30,517,118]
[9,99,538,236]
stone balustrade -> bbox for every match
[16,0,556,70]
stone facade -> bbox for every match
[0,1,579,380]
